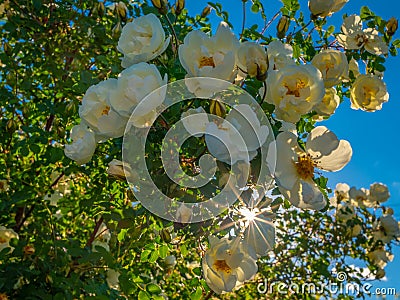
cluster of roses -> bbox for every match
[60,0,397,295]
[332,182,399,279]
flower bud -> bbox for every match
[23,245,35,255]
[112,22,122,37]
[175,0,185,15]
[277,16,290,39]
[386,17,398,36]
[107,159,126,180]
[151,0,168,15]
[6,119,17,133]
[165,255,177,267]
[117,2,127,20]
[201,6,211,18]
[386,207,394,215]
[210,100,226,118]
[3,42,12,56]
[97,2,105,17]
[160,228,171,243]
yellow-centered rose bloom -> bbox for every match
[117,13,170,68]
[275,126,352,210]
[265,64,325,123]
[202,236,257,294]
[311,49,349,88]
[350,74,389,112]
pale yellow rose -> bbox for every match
[237,42,268,80]
[79,79,128,139]
[337,15,388,56]
[267,40,295,70]
[313,87,340,121]
[0,226,19,253]
[265,64,325,123]
[202,236,257,294]
[308,0,348,17]
[117,13,170,68]
[350,74,389,112]
[369,182,390,203]
[275,126,352,210]
[110,63,167,119]
[178,22,239,96]
[373,215,400,244]
[64,124,96,165]
[367,248,394,268]
[311,49,348,87]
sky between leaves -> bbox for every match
[185,0,400,297]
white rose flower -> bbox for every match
[79,79,128,139]
[267,40,295,70]
[311,49,349,88]
[202,236,257,294]
[334,183,350,202]
[64,124,96,165]
[176,203,192,223]
[240,207,275,258]
[373,215,400,244]
[237,42,268,80]
[181,107,209,137]
[205,104,269,165]
[275,126,352,210]
[313,87,340,121]
[165,255,177,267]
[92,240,110,252]
[106,269,120,290]
[117,13,170,68]
[110,63,167,120]
[0,180,9,192]
[265,64,325,123]
[369,183,390,203]
[0,226,19,253]
[349,187,371,207]
[350,74,389,112]
[336,202,356,222]
[337,15,388,56]
[367,248,394,268]
[178,22,239,96]
[44,191,63,207]
[348,58,360,77]
[308,0,348,17]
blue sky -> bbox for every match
[185,0,400,298]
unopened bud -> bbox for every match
[112,22,122,36]
[160,228,171,243]
[164,255,177,267]
[6,119,16,133]
[4,42,12,56]
[386,17,398,36]
[97,2,105,17]
[65,101,77,116]
[201,6,211,18]
[107,159,126,180]
[24,245,35,255]
[175,0,184,15]
[277,16,290,39]
[151,0,168,14]
[386,207,394,215]
[375,268,386,279]
[117,2,127,20]
[210,100,226,118]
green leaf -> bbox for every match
[148,250,159,263]
[138,291,150,300]
[140,250,152,262]
[158,245,168,259]
[190,287,202,300]
[146,283,162,295]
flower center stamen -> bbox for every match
[294,154,315,179]
[213,259,232,274]
[199,56,215,68]
[101,106,111,116]
[0,237,7,243]
[285,80,306,97]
